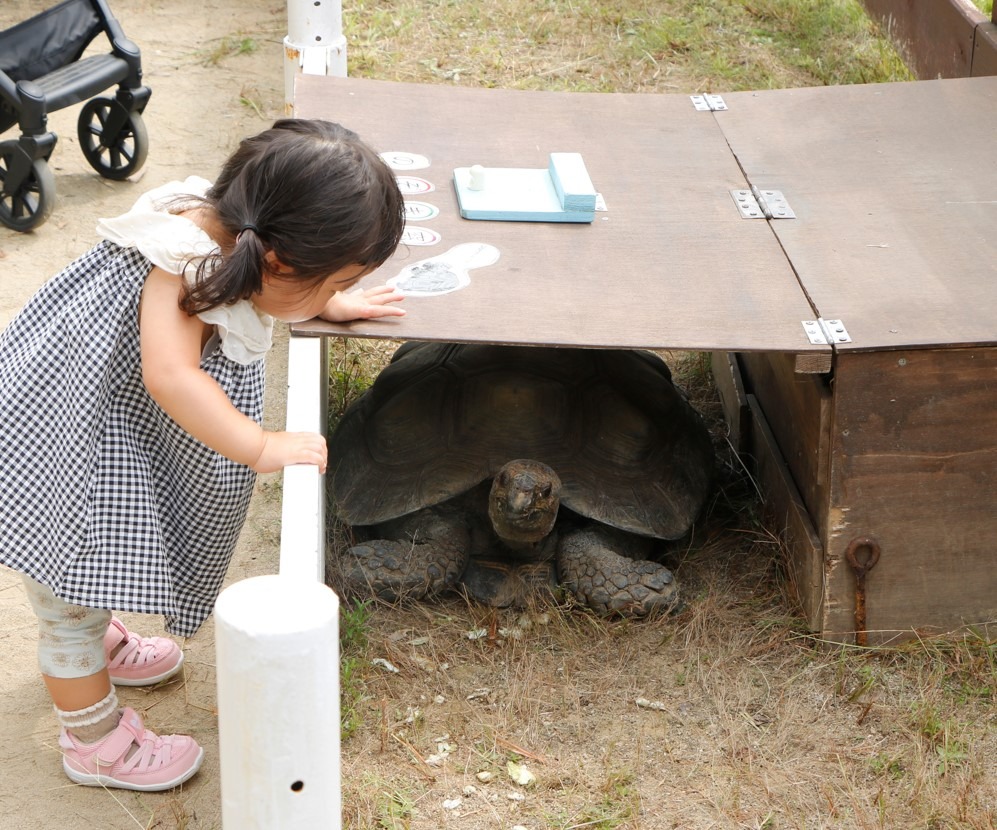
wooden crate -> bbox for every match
[732,348,997,643]
[715,79,997,643]
[294,75,997,644]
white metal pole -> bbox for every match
[216,575,341,829]
[284,0,347,114]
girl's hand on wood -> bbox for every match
[320,285,406,323]
[251,431,328,474]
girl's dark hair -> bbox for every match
[180,119,404,314]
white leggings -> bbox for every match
[21,576,111,680]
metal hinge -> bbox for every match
[731,187,796,219]
[802,318,851,345]
[691,94,727,111]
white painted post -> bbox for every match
[215,333,337,827]
[216,575,341,829]
[280,334,329,582]
[284,0,347,114]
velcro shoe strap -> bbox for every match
[103,618,128,652]
[95,708,144,764]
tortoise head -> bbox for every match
[488,459,562,546]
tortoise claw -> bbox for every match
[341,509,470,601]
[558,528,680,617]
[343,539,466,601]
[461,559,557,607]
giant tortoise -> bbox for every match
[327,342,715,616]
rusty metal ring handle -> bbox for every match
[845,537,881,577]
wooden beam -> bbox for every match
[861,0,984,78]
[973,21,997,76]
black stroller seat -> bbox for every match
[0,0,151,231]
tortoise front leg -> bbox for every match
[341,507,469,601]
[557,526,680,616]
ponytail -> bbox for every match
[180,224,267,315]
[178,119,404,317]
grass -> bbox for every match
[328,347,996,828]
[323,2,995,828]
[341,599,374,740]
[344,0,912,92]
[201,35,259,67]
[328,337,397,422]
[332,579,995,827]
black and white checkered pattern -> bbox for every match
[0,242,263,637]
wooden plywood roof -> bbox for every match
[292,76,824,355]
[292,75,996,355]
[717,77,997,351]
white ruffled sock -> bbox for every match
[55,688,121,744]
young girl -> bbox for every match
[0,119,406,791]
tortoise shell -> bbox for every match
[328,342,714,540]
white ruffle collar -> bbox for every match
[96,177,273,365]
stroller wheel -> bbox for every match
[78,97,149,181]
[0,143,56,232]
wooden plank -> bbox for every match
[717,78,997,352]
[794,352,832,374]
[861,0,982,79]
[973,22,997,76]
[822,347,997,642]
[746,395,824,630]
[710,352,749,453]
[738,353,832,537]
[292,75,824,355]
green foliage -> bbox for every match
[341,599,373,654]
[328,339,395,426]
[202,35,258,66]
[376,786,416,829]
[870,752,906,780]
[341,600,373,740]
[910,703,969,775]
[546,767,642,829]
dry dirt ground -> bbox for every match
[1,3,995,830]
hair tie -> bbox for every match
[237,223,260,238]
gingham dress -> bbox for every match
[0,182,268,637]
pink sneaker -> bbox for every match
[60,707,204,791]
[104,617,184,686]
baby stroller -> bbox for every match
[0,0,151,232]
